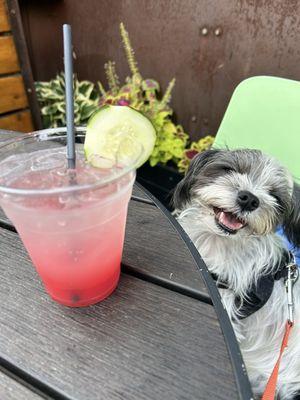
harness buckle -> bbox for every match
[284,258,299,325]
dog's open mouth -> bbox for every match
[213,207,246,234]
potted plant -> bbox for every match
[35,23,214,208]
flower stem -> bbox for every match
[160,78,176,109]
[120,22,139,76]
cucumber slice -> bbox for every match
[84,105,156,168]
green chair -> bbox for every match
[213,76,300,182]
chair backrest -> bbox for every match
[213,76,300,182]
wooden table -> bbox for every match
[0,131,253,399]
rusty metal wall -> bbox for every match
[20,0,300,140]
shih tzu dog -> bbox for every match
[173,149,300,400]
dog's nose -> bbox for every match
[237,190,260,212]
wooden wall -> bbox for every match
[19,0,300,140]
[0,0,33,132]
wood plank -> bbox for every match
[0,227,238,400]
[0,128,25,142]
[0,75,27,114]
[0,35,19,75]
[124,200,208,296]
[0,109,33,132]
[6,0,42,129]
[0,371,44,400]
[0,0,10,32]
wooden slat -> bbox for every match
[0,109,33,132]
[0,0,10,32]
[6,0,42,129]
[0,75,27,114]
[124,199,208,296]
[0,35,19,75]
[0,128,25,141]
[0,227,238,400]
[0,371,43,400]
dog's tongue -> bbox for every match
[219,211,244,230]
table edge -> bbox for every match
[135,182,253,400]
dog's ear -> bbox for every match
[283,182,300,248]
[172,149,220,210]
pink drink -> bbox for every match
[0,129,136,307]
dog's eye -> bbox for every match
[269,192,284,208]
[222,166,234,173]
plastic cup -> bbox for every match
[0,127,140,307]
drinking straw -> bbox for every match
[63,24,76,170]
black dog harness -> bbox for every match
[211,250,298,320]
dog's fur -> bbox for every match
[173,149,300,400]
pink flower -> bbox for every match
[185,149,199,160]
[117,99,130,106]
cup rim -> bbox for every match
[0,126,139,197]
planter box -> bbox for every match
[137,163,183,210]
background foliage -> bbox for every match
[35,23,213,172]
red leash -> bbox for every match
[262,259,298,400]
[261,321,293,400]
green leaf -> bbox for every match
[50,80,63,93]
[35,81,50,90]
[74,113,81,125]
[152,111,171,127]
[163,121,177,135]
[41,104,58,115]
[80,103,98,120]
[38,88,53,97]
[76,93,88,102]
[78,80,95,98]
[173,147,184,158]
[74,103,80,114]
[42,115,51,128]
[149,159,157,167]
[57,102,66,113]
[56,73,65,87]
[37,83,64,100]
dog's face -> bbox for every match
[173,149,300,241]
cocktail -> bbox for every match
[0,26,156,307]
[0,127,139,306]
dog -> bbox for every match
[173,149,300,400]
